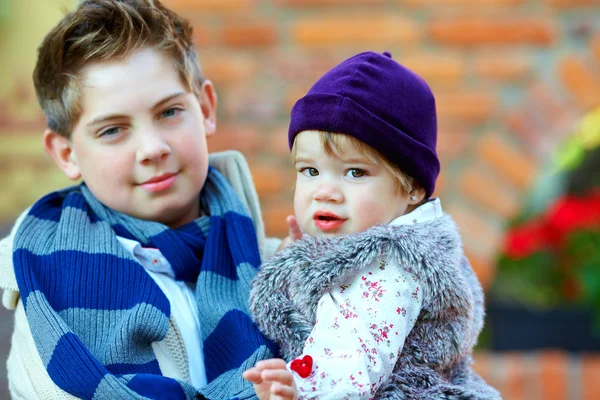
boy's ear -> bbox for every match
[43,129,81,180]
[199,80,217,136]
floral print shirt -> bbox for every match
[289,199,443,399]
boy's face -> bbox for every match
[293,131,416,237]
[45,47,216,228]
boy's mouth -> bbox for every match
[140,172,178,193]
[313,211,346,231]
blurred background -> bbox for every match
[1,0,599,398]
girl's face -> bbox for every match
[293,131,419,237]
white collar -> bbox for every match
[389,198,443,226]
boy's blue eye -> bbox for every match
[161,107,181,118]
[99,127,120,137]
[347,168,366,178]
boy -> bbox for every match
[244,51,500,399]
[0,0,281,398]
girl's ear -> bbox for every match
[408,186,426,204]
[43,129,81,180]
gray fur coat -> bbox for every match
[249,214,501,399]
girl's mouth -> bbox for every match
[313,212,346,231]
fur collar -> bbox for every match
[250,214,473,359]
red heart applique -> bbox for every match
[290,355,313,378]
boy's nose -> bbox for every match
[313,183,343,203]
[136,131,171,164]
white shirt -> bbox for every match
[290,199,443,399]
[116,237,207,389]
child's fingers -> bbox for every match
[270,382,297,400]
[242,367,263,384]
[255,358,288,371]
[261,368,295,387]
[286,215,303,241]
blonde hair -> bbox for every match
[292,131,420,195]
[33,0,203,138]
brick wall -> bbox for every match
[473,351,600,400]
[1,1,600,399]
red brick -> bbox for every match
[593,34,600,64]
[463,250,496,290]
[262,202,295,237]
[550,0,600,6]
[285,85,312,113]
[208,123,263,153]
[263,53,340,82]
[430,18,555,46]
[435,92,497,124]
[507,84,575,155]
[191,24,211,48]
[459,167,520,218]
[405,0,522,5]
[277,0,384,5]
[445,203,503,262]
[474,53,533,81]
[436,124,470,161]
[292,15,420,47]
[559,55,600,110]
[503,353,528,400]
[222,87,281,121]
[201,53,258,83]
[400,53,465,85]
[476,133,537,190]
[249,163,288,196]
[432,170,447,198]
[581,355,600,400]
[472,352,493,385]
[162,0,253,13]
[538,351,569,400]
[264,126,294,158]
[220,20,278,48]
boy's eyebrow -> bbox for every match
[151,92,187,111]
[87,92,187,127]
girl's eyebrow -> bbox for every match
[293,157,313,164]
[338,155,372,164]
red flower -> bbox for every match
[503,190,600,259]
[503,219,547,259]
[545,192,600,245]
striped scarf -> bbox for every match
[13,167,277,400]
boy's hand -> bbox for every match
[276,215,303,252]
[243,358,298,400]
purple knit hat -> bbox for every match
[288,51,440,198]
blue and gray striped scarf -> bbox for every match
[13,167,277,399]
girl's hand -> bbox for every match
[276,215,303,252]
[243,358,298,400]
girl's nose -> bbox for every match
[313,183,343,203]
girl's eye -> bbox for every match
[300,167,319,177]
[347,168,366,178]
[161,107,182,119]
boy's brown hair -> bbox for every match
[292,131,421,196]
[33,0,203,138]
